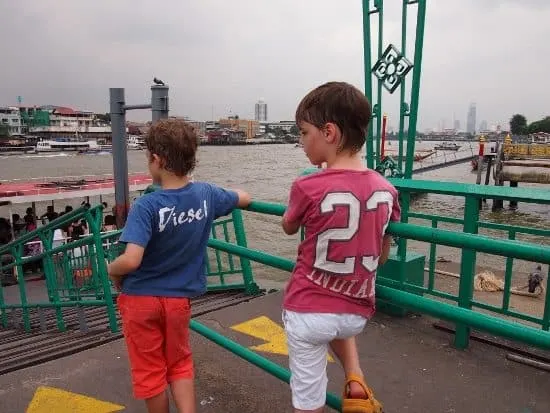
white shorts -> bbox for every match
[282,310,367,411]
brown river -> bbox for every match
[1,142,549,283]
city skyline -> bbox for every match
[1,1,549,130]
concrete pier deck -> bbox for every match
[0,290,549,412]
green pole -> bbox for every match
[454,196,479,349]
[231,209,259,295]
[404,0,427,178]
[190,319,342,411]
[398,0,408,171]
[362,0,375,169]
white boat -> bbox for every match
[128,135,145,150]
[35,140,100,152]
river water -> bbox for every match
[1,142,548,282]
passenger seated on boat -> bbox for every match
[64,205,73,214]
[0,218,12,245]
[11,214,25,238]
[23,215,41,274]
[69,225,91,281]
[79,219,89,235]
[103,214,117,232]
[40,205,57,223]
[23,207,35,224]
[52,213,70,249]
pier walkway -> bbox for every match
[1,289,548,413]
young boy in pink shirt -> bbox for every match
[282,82,401,413]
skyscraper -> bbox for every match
[255,99,267,122]
[466,103,477,135]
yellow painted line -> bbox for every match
[230,315,334,362]
[27,386,125,413]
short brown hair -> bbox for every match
[145,118,198,176]
[295,81,371,154]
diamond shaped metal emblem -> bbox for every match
[372,44,413,94]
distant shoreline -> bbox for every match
[199,139,298,146]
[199,140,296,146]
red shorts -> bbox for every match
[117,294,194,399]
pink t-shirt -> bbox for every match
[282,169,401,318]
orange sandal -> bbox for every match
[341,374,383,413]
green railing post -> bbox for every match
[362,0,374,169]
[86,207,119,333]
[0,268,7,327]
[231,209,259,295]
[427,219,438,291]
[397,0,408,172]
[12,245,31,332]
[404,0,427,179]
[454,195,479,349]
[542,267,550,331]
[397,192,411,284]
[40,231,66,332]
[502,230,515,311]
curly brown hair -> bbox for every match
[295,81,371,154]
[145,118,198,176]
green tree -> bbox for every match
[290,124,299,135]
[509,114,527,135]
[273,127,285,137]
[95,113,111,123]
[527,116,550,134]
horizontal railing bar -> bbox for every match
[470,301,543,325]
[388,178,550,204]
[408,212,463,225]
[1,300,110,309]
[207,238,550,350]
[189,319,342,410]
[390,222,550,264]
[408,212,550,238]
[244,203,550,264]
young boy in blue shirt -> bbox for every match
[107,118,251,413]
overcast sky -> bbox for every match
[1,0,549,131]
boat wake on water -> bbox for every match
[18,153,74,159]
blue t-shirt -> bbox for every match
[119,181,239,297]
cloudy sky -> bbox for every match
[1,0,549,131]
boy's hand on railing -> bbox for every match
[109,274,124,291]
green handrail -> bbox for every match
[0,205,94,256]
[189,319,342,410]
[388,178,550,204]
[245,201,550,264]
[208,238,550,350]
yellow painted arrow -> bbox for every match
[27,386,125,413]
[230,315,334,362]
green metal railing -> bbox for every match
[0,205,117,332]
[0,208,258,333]
[388,178,550,348]
[218,191,549,351]
[406,212,550,321]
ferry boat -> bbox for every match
[35,139,100,153]
[128,135,145,150]
[434,142,461,151]
[0,173,153,204]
